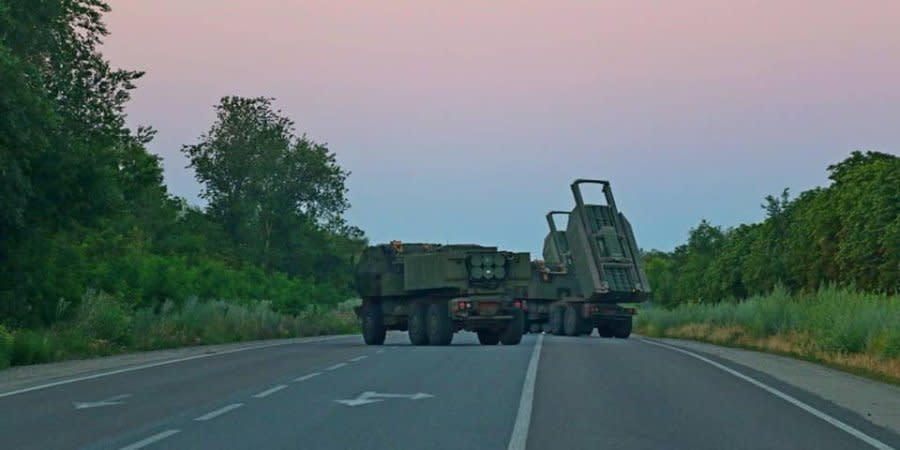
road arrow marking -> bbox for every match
[335,391,434,407]
[73,393,131,410]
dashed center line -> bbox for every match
[294,372,321,382]
[376,349,385,354]
[348,355,368,362]
[194,403,243,421]
[253,385,287,398]
[119,429,180,450]
[325,362,347,371]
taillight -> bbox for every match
[513,300,522,309]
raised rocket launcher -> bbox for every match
[524,179,651,338]
[355,241,531,346]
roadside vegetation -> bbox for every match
[0,2,364,369]
[639,152,900,382]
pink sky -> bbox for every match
[103,1,900,252]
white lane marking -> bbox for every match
[348,355,368,362]
[194,403,244,421]
[335,391,434,407]
[507,334,544,450]
[74,393,131,409]
[376,349,385,354]
[325,362,347,371]
[253,384,287,399]
[639,338,895,450]
[294,372,321,382]
[0,335,354,399]
[119,429,180,450]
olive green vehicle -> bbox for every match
[354,242,531,346]
[523,179,651,338]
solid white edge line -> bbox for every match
[507,334,544,450]
[194,403,244,421]
[293,372,321,382]
[253,384,287,399]
[639,338,895,450]
[119,429,181,450]
[325,362,348,371]
[349,355,368,362]
[0,335,355,399]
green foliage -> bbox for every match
[645,151,900,306]
[0,297,358,368]
[0,0,366,347]
[636,286,900,359]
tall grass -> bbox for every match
[636,285,900,381]
[0,292,359,369]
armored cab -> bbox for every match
[355,242,531,346]
[525,179,651,338]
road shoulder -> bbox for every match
[644,336,900,436]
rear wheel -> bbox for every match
[549,306,564,335]
[477,331,500,345]
[426,303,454,345]
[563,304,585,336]
[500,310,524,345]
[613,318,632,339]
[407,303,428,345]
[360,299,386,345]
[597,323,614,338]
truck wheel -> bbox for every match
[597,323,614,338]
[549,306,565,335]
[407,303,429,345]
[426,303,454,346]
[361,300,386,345]
[613,319,632,339]
[563,304,584,336]
[500,310,524,345]
[477,331,500,345]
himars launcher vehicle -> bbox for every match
[354,242,531,346]
[353,178,649,344]
[523,179,651,338]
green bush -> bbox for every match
[636,286,900,359]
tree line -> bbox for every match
[644,151,899,307]
[0,1,366,328]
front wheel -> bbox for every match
[613,318,632,339]
[500,310,524,345]
[408,302,428,345]
[360,300,386,345]
[549,306,564,335]
[563,304,586,336]
[426,303,454,345]
[477,331,500,345]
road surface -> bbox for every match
[0,333,898,450]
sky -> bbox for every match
[102,0,900,255]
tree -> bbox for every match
[183,97,355,274]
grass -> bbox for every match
[635,285,900,384]
[0,292,359,369]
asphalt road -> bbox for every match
[1,333,898,450]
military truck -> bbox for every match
[523,179,651,338]
[355,242,531,346]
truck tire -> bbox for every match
[500,310,524,345]
[426,303,454,345]
[408,302,429,345]
[549,306,564,335]
[477,331,500,345]
[361,300,386,345]
[597,323,614,338]
[563,304,585,336]
[613,318,632,339]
